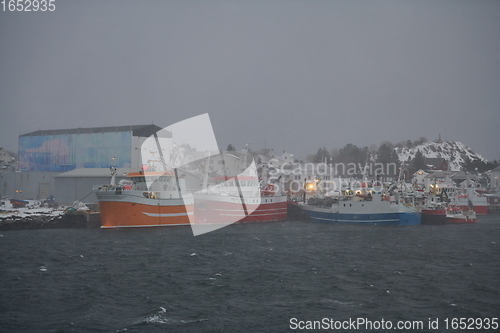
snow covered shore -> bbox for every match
[0,199,100,230]
[0,199,66,220]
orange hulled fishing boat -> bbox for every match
[95,170,193,228]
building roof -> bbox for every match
[450,171,467,179]
[56,167,201,180]
[425,157,447,170]
[55,168,135,178]
[20,124,166,138]
[425,170,455,178]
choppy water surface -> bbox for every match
[1,216,499,332]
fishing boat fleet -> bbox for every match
[95,161,487,229]
[92,115,494,231]
[297,176,480,226]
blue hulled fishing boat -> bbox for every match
[300,192,421,226]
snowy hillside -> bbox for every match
[395,141,487,171]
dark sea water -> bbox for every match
[1,216,499,333]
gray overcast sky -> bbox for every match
[1,0,499,161]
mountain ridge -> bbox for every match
[395,140,487,171]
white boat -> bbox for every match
[445,206,476,223]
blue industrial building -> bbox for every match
[0,124,167,202]
[18,125,164,172]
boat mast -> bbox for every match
[202,152,211,190]
[221,151,248,216]
[153,132,182,198]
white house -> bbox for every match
[490,165,500,191]
[207,151,253,176]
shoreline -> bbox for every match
[0,212,101,231]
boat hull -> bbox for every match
[421,209,447,225]
[96,190,193,228]
[286,200,306,220]
[445,216,476,224]
[300,204,421,226]
[194,194,287,224]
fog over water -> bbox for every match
[1,1,499,160]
